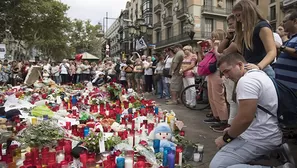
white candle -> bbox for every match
[125,158,133,168]
[56,152,65,163]
[178,152,183,166]
[193,153,200,162]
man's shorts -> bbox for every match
[170,75,183,92]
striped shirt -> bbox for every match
[274,34,297,92]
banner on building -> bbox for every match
[0,44,6,59]
[135,37,147,51]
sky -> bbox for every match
[61,0,128,28]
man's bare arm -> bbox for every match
[228,99,258,138]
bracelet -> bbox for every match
[223,132,235,143]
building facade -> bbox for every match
[152,0,238,52]
[117,0,153,58]
[105,19,121,58]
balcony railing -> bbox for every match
[176,8,188,20]
[163,0,173,7]
[155,31,212,49]
[154,4,161,13]
[201,5,232,16]
[163,15,173,26]
[153,21,161,30]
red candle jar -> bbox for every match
[71,125,78,136]
[106,103,110,110]
[65,122,71,130]
[31,147,39,160]
[134,160,146,168]
[123,101,129,109]
[147,123,154,135]
[175,145,183,164]
[80,153,87,168]
[58,139,65,146]
[100,103,104,111]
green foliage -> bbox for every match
[17,120,65,148]
[82,131,103,153]
[68,19,103,57]
[105,135,122,151]
[0,0,103,61]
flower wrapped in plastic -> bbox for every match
[134,144,159,168]
[16,120,66,148]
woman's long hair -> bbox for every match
[233,0,266,52]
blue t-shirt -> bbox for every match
[274,34,297,92]
[242,20,272,64]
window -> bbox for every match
[156,31,161,42]
[205,18,213,35]
[167,26,172,39]
[180,20,185,34]
[270,0,275,3]
[204,0,212,6]
[270,5,276,21]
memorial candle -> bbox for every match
[168,151,175,168]
[124,157,133,168]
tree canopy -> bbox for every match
[0,0,103,61]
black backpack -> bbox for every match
[258,78,297,129]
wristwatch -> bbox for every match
[223,132,235,143]
[280,45,286,52]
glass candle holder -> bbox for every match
[153,139,160,153]
[116,157,125,168]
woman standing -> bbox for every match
[180,45,197,108]
[143,56,153,93]
[133,58,144,94]
[202,29,229,133]
[230,0,277,77]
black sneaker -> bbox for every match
[209,123,223,129]
[212,124,230,133]
[203,118,220,124]
[206,113,213,118]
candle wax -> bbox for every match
[124,158,133,168]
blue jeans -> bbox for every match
[157,77,169,98]
[263,65,275,78]
[54,76,61,84]
[210,137,277,168]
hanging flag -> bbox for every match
[135,37,147,51]
[0,44,6,59]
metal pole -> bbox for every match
[106,12,108,35]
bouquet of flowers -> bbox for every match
[105,82,122,101]
[17,120,65,148]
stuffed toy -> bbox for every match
[150,122,176,152]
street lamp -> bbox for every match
[146,26,153,35]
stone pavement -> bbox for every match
[148,95,297,168]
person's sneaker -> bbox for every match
[206,113,213,118]
[276,163,295,168]
[209,123,223,129]
[166,101,178,105]
[203,118,220,124]
[212,124,230,133]
[157,95,162,99]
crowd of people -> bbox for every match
[0,0,296,167]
